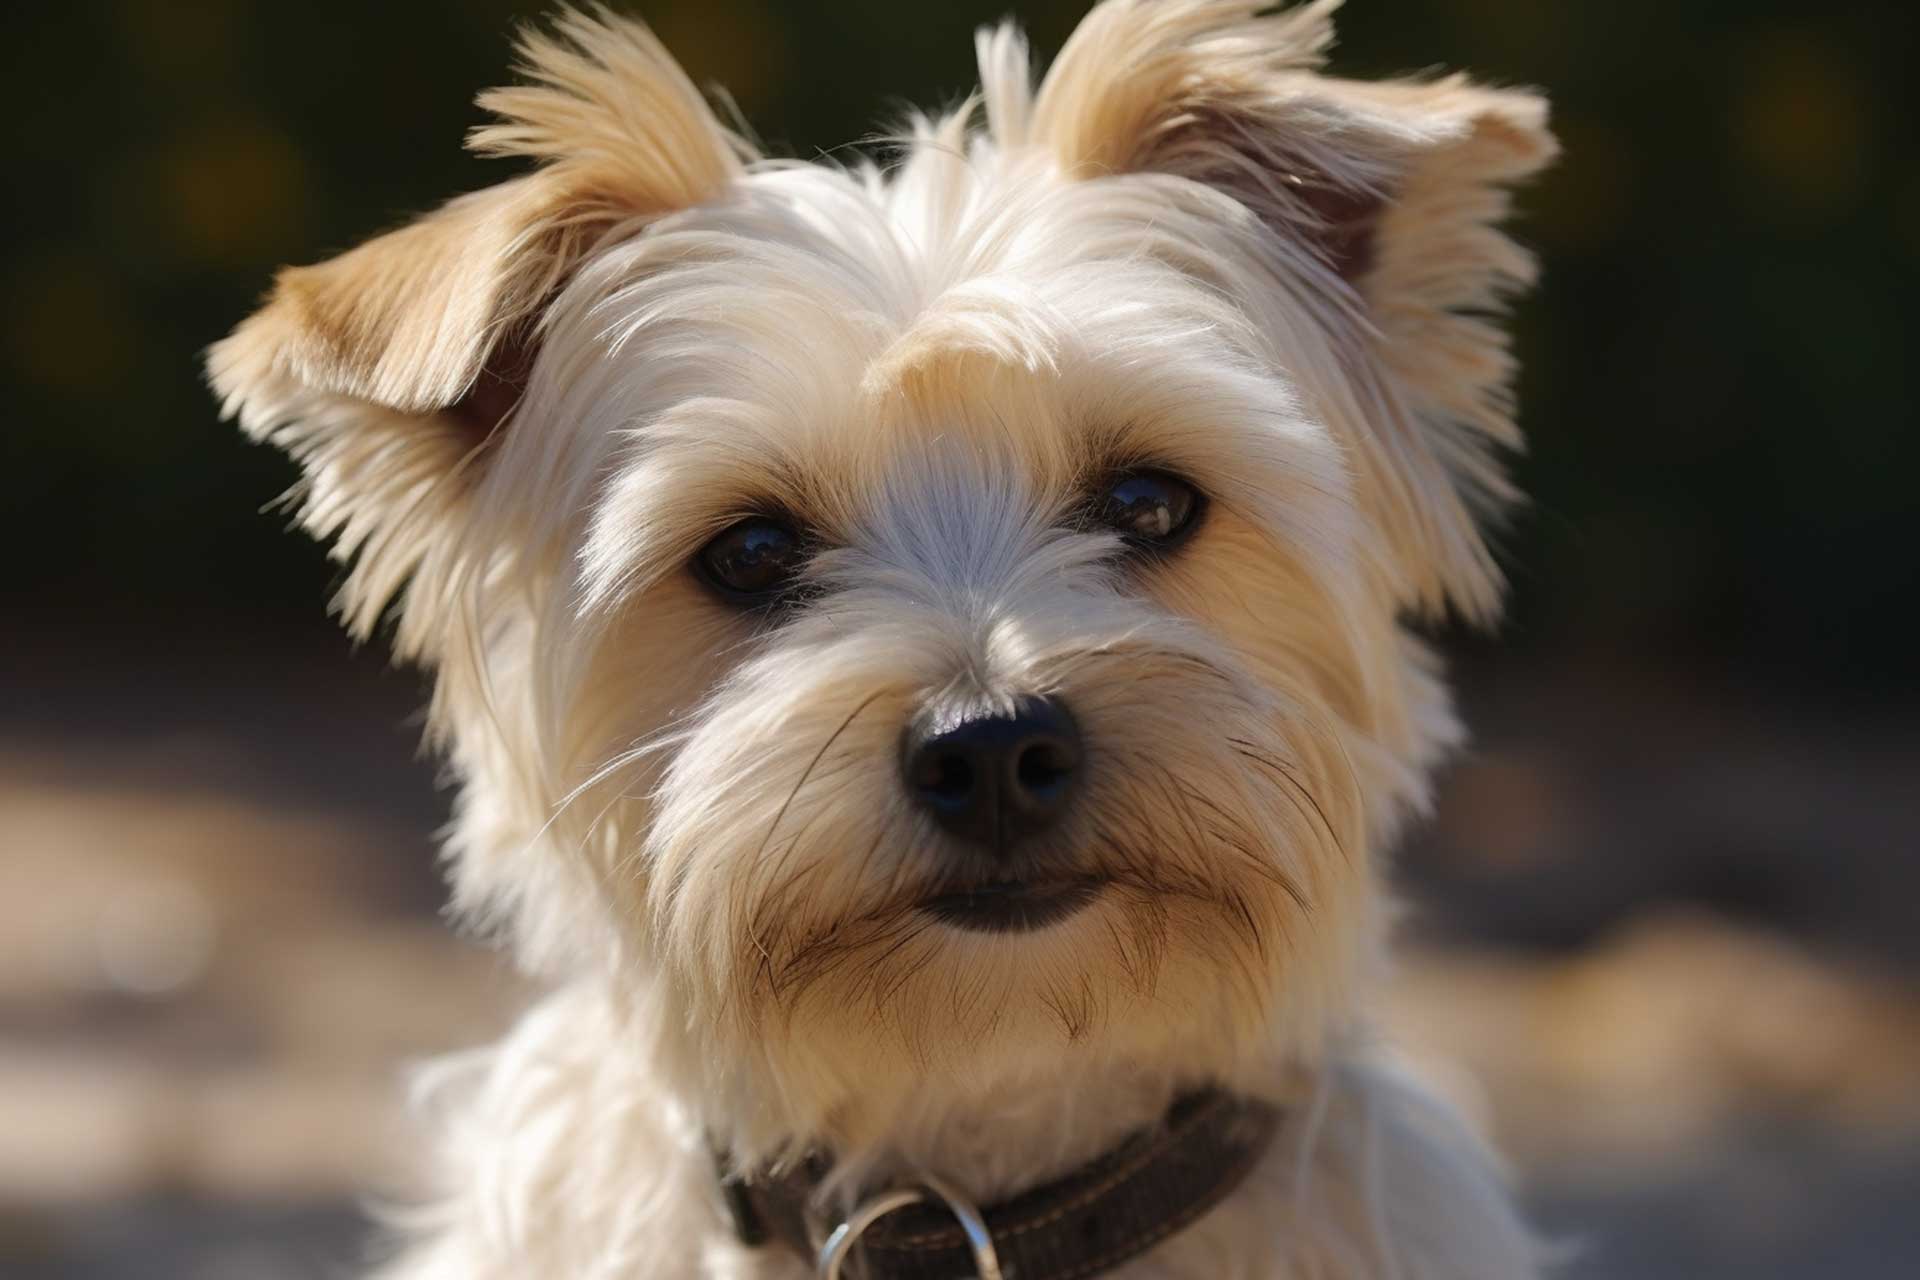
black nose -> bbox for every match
[903,696,1082,851]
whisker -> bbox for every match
[736,688,890,997]
[749,687,890,874]
[1228,736,1348,868]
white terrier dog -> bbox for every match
[210,1,1555,1275]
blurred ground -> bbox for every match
[3,628,1916,1278]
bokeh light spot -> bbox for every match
[1731,27,1871,223]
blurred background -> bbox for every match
[2,1,1915,1276]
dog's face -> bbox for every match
[211,1,1550,1145]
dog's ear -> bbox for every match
[1018,0,1556,620]
[208,9,741,643]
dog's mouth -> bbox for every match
[918,876,1104,934]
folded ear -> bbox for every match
[1025,0,1557,621]
[208,8,742,643]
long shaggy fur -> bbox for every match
[208,3,1555,1276]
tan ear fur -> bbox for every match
[210,175,583,419]
[1024,0,1557,620]
[1335,76,1555,619]
[206,7,745,642]
[210,7,742,423]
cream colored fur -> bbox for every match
[208,2,1556,1276]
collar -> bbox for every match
[717,1089,1282,1280]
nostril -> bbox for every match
[1015,741,1071,797]
[914,750,974,806]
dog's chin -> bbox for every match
[918,875,1105,934]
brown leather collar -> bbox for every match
[718,1089,1282,1280]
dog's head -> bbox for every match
[211,0,1551,1148]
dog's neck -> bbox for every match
[811,1057,1200,1203]
[621,973,1295,1206]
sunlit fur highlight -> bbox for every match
[208,2,1554,1277]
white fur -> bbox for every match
[208,3,1555,1276]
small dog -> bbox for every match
[210,2,1555,1275]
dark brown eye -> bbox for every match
[1097,471,1202,548]
[695,516,807,603]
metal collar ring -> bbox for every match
[816,1172,1004,1280]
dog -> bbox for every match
[209,1,1555,1275]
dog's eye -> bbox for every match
[1096,471,1202,548]
[696,517,807,603]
